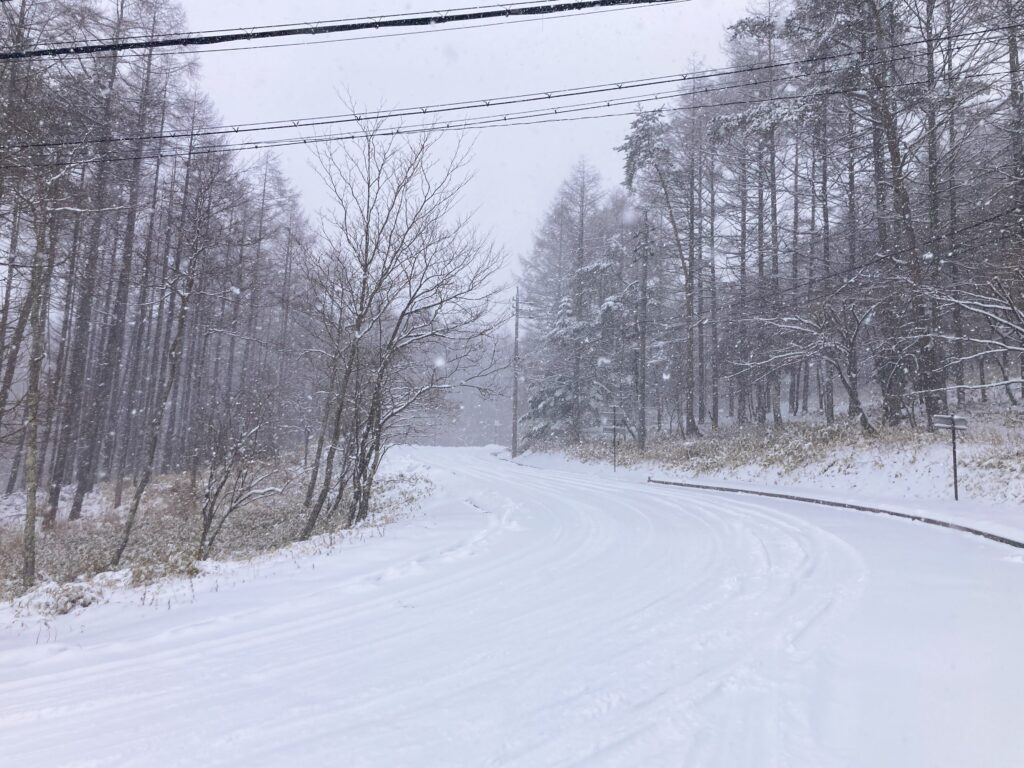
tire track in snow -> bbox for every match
[1,448,870,767]
[381,452,865,767]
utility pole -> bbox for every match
[637,211,649,453]
[512,286,521,458]
[612,405,618,471]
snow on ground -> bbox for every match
[2,446,1023,767]
[522,426,1024,543]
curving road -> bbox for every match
[1,446,1022,767]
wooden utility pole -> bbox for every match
[612,405,618,471]
[512,286,521,458]
[637,212,649,453]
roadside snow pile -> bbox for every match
[13,580,109,617]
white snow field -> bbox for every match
[2,446,1023,767]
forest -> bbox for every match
[3,0,1024,593]
[520,0,1024,448]
[0,0,503,592]
[3,2,1024,764]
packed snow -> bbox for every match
[2,446,1022,767]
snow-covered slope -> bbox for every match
[2,446,1022,767]
[518,436,1024,543]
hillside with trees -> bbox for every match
[520,0,1024,449]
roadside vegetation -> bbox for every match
[0,465,431,605]
[553,405,1024,505]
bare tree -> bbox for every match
[299,118,503,537]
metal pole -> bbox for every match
[512,286,520,458]
[951,421,959,501]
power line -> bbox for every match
[5,60,1012,172]
[36,0,667,47]
[6,21,1014,156]
[3,73,709,152]
[37,3,692,61]
[0,0,682,61]
[6,4,693,61]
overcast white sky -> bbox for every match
[176,0,749,270]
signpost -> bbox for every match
[933,414,968,501]
[600,406,626,472]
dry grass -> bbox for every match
[556,407,1024,502]
[566,420,939,473]
[0,467,431,604]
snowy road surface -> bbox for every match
[2,447,1023,767]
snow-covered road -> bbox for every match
[2,447,1023,767]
